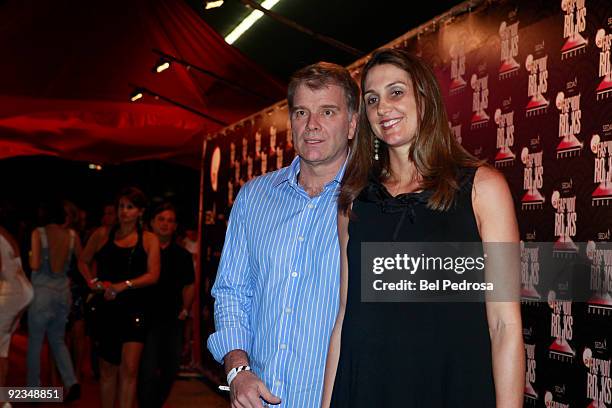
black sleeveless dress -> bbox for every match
[330,168,496,407]
[90,226,150,364]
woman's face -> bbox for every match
[118,197,142,225]
[363,63,419,149]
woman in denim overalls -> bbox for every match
[27,201,82,401]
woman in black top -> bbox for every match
[79,187,160,408]
[321,49,524,407]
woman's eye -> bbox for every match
[366,96,378,105]
[392,89,403,97]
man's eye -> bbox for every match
[294,110,306,117]
[323,110,334,116]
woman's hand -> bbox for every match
[88,278,106,292]
[103,282,124,300]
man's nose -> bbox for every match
[306,115,321,131]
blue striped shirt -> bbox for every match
[207,155,343,407]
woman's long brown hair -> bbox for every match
[339,48,483,215]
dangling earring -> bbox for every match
[373,138,380,161]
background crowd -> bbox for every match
[0,188,197,408]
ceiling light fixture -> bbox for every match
[204,0,224,10]
[128,84,228,125]
[151,49,274,102]
[229,0,362,56]
[225,0,281,45]
[130,88,144,102]
[153,57,171,73]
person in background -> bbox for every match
[79,187,160,408]
[63,200,89,383]
[138,203,194,408]
[27,200,82,402]
[87,200,118,381]
[0,203,33,408]
[178,224,198,370]
[180,226,198,268]
[100,202,118,229]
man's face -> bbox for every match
[151,210,177,240]
[290,84,357,170]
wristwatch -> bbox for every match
[125,280,134,289]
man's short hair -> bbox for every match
[151,202,177,221]
[287,62,360,115]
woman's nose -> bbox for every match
[377,98,391,115]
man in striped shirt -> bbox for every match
[207,62,359,407]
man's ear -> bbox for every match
[348,112,358,140]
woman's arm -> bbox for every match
[0,227,20,274]
[321,211,350,408]
[473,166,525,408]
[78,227,105,289]
[72,232,83,264]
[108,231,160,296]
[29,228,41,271]
[179,284,195,320]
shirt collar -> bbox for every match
[272,151,349,189]
[271,155,299,188]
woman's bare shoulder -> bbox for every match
[142,230,160,247]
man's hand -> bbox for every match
[230,371,281,408]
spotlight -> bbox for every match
[205,0,224,9]
[225,0,281,44]
[153,57,171,73]
[130,88,144,102]
[88,163,103,171]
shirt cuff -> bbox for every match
[207,327,252,364]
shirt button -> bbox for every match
[298,236,304,242]
[307,203,314,209]
[279,343,287,350]
[285,307,292,313]
[275,380,282,386]
[291,272,298,278]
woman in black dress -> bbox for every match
[79,187,160,408]
[322,48,524,407]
